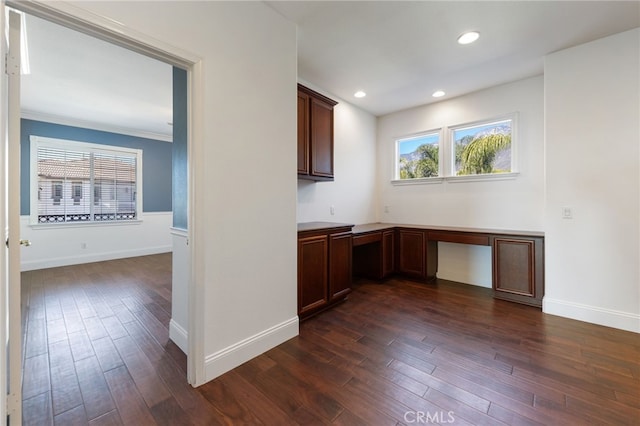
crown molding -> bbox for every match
[21,109,173,143]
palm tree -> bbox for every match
[399,157,415,179]
[458,133,511,175]
[414,143,439,177]
[399,143,439,178]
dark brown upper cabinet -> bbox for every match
[297,84,338,181]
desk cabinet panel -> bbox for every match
[493,237,544,307]
[298,235,328,315]
[382,230,395,278]
[330,232,352,300]
[397,229,426,279]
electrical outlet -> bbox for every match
[562,207,572,219]
[80,242,87,249]
[330,205,335,215]
[384,205,390,213]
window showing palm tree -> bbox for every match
[397,132,440,179]
[453,119,513,176]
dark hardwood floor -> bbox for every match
[21,254,640,425]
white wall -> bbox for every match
[170,228,189,354]
[377,76,545,286]
[297,82,378,225]
[58,1,299,384]
[544,29,640,333]
[20,212,172,271]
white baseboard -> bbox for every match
[543,297,640,333]
[20,245,172,271]
[204,316,299,382]
[169,319,189,354]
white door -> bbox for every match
[2,8,24,425]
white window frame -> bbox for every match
[391,113,519,185]
[392,129,444,185]
[447,113,518,182]
[30,135,143,227]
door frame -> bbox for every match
[1,0,206,387]
[2,9,23,424]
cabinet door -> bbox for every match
[329,232,352,301]
[298,235,328,315]
[493,237,544,307]
[297,91,310,175]
[397,229,426,278]
[310,97,334,179]
[381,230,395,278]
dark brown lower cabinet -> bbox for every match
[396,229,426,278]
[297,234,328,315]
[329,232,352,301]
[381,230,395,278]
[492,236,544,307]
[298,223,353,319]
[396,228,438,282]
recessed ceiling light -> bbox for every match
[457,31,480,45]
[432,90,445,98]
[354,91,366,98]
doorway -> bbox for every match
[2,1,201,422]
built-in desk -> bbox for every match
[352,223,545,308]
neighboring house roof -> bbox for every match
[38,158,135,181]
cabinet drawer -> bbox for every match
[428,231,489,246]
[353,232,381,247]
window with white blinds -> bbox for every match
[30,136,142,225]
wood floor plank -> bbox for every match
[121,320,224,425]
[24,316,48,358]
[198,379,266,424]
[111,334,172,407]
[109,303,136,325]
[331,408,371,426]
[91,336,125,373]
[75,356,117,420]
[68,330,95,362]
[425,388,509,426]
[22,352,50,401]
[53,404,88,426]
[44,296,64,322]
[487,402,545,426]
[46,318,68,346]
[82,316,109,341]
[48,339,83,416]
[217,369,293,425]
[88,410,123,426]
[100,315,129,341]
[234,363,334,424]
[149,396,190,426]
[103,365,157,426]
[23,391,53,426]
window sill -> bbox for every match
[391,172,519,186]
[391,177,444,186]
[29,219,143,230]
[445,172,520,183]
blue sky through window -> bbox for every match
[453,120,511,142]
[398,133,439,155]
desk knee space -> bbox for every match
[352,223,544,308]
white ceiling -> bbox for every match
[268,1,640,116]
[19,1,640,139]
[20,12,173,140]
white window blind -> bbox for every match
[32,136,141,224]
